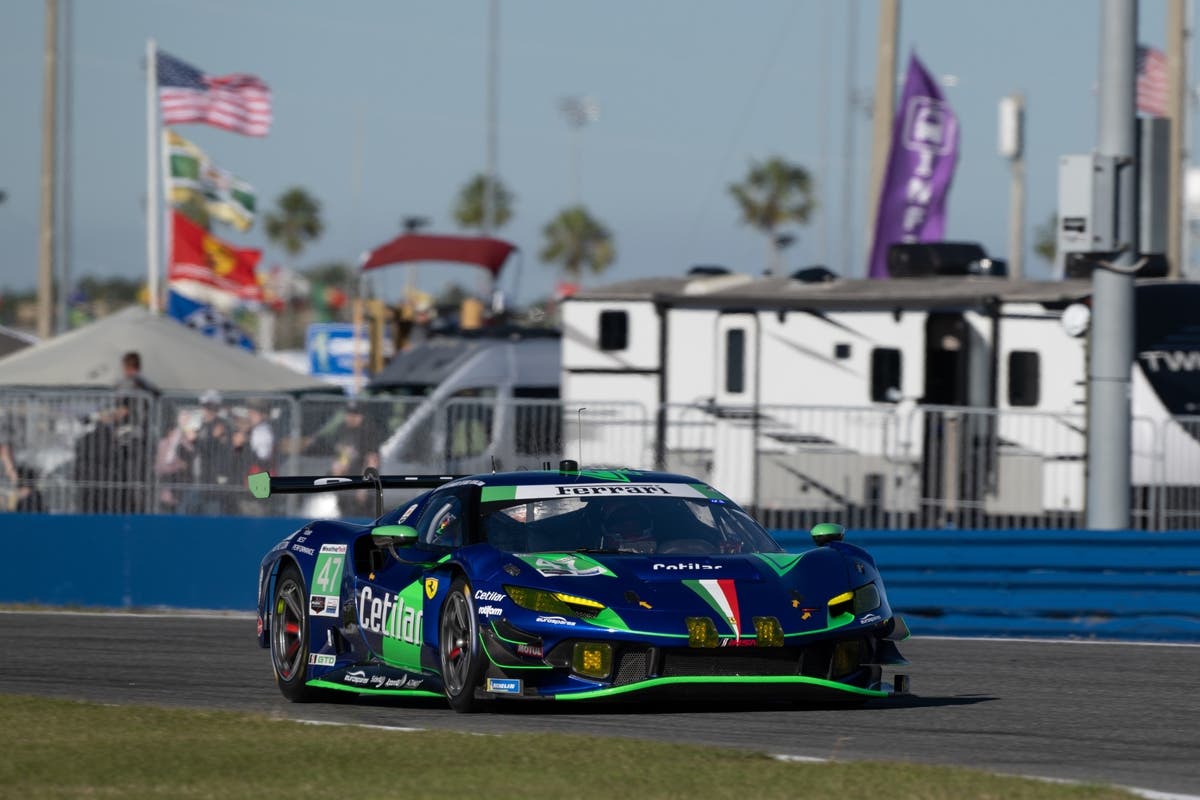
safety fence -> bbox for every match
[2,389,1200,530]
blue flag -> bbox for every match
[167,290,256,351]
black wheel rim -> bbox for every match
[440,588,474,697]
[272,576,306,682]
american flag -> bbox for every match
[1136,44,1168,117]
[156,50,272,137]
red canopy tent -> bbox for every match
[360,234,517,277]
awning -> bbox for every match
[360,234,517,277]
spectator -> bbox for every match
[304,399,385,517]
[226,422,258,516]
[155,409,194,511]
[115,351,161,398]
[183,390,234,514]
[73,409,119,513]
[12,464,44,513]
[110,351,157,513]
[307,400,383,476]
[0,420,18,511]
[245,401,277,476]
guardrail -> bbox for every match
[2,514,1196,641]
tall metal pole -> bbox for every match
[145,38,160,314]
[1087,0,1137,529]
[55,0,72,334]
[817,2,832,265]
[840,0,859,276]
[37,0,57,340]
[1166,0,1186,278]
[483,0,498,237]
[866,0,899,255]
[1005,93,1026,281]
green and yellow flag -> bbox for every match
[166,130,257,232]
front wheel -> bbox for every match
[270,563,338,703]
[439,577,486,712]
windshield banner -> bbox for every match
[482,483,709,503]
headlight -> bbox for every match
[504,586,605,618]
[853,583,881,615]
[828,590,854,618]
[829,583,881,619]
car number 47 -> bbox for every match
[314,556,343,593]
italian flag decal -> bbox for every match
[684,579,742,639]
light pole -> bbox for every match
[559,95,599,208]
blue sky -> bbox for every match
[0,0,1187,307]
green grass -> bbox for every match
[0,694,1134,800]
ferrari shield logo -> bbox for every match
[424,578,439,600]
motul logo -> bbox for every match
[1140,350,1200,372]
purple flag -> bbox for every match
[867,53,960,278]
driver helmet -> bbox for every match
[602,501,656,554]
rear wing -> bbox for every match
[248,468,465,517]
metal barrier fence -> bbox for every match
[2,388,1199,530]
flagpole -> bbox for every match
[161,126,172,309]
[146,37,160,314]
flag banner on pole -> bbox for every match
[1136,44,1168,117]
[156,50,272,137]
[166,130,256,231]
[866,53,960,279]
[167,288,256,351]
[169,210,263,310]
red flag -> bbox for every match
[169,211,263,306]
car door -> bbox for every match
[353,485,476,671]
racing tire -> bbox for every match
[439,577,487,713]
[270,563,339,703]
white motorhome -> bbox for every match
[372,330,562,475]
[562,269,1200,527]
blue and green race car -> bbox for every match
[251,461,910,712]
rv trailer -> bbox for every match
[561,271,1200,528]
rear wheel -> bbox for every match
[439,577,486,712]
[270,563,337,702]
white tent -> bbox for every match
[0,306,335,394]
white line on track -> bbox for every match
[288,719,426,733]
[769,755,1200,800]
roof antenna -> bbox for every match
[490,455,497,474]
[576,407,587,467]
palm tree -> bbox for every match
[539,205,615,279]
[728,156,815,275]
[453,173,515,231]
[264,187,323,259]
[1033,213,1057,265]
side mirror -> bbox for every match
[371,524,419,546]
[810,522,845,546]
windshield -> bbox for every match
[480,496,783,555]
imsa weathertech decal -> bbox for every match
[310,544,347,617]
[684,579,742,639]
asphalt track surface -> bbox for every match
[3,612,1197,796]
